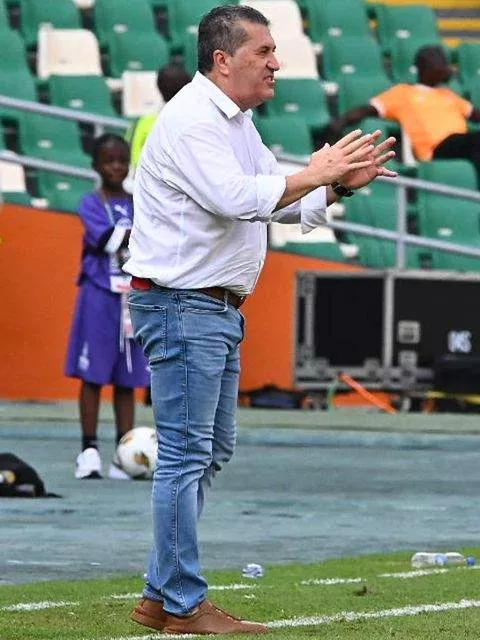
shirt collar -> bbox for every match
[192,71,253,120]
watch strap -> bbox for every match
[331,181,354,197]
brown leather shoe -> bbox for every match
[162,600,269,635]
[130,597,166,630]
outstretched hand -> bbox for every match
[340,130,397,190]
[307,129,376,186]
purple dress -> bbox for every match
[65,192,150,387]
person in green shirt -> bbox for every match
[127,62,191,168]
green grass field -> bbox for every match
[1,549,479,639]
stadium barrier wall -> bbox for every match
[0,203,360,401]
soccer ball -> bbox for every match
[115,426,157,479]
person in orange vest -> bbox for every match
[327,45,480,183]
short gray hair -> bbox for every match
[197,5,269,74]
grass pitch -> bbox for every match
[1,549,479,640]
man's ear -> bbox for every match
[212,49,231,77]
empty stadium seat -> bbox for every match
[49,75,118,118]
[36,170,96,213]
[0,28,31,74]
[416,160,480,271]
[305,0,371,45]
[277,241,346,262]
[0,157,31,205]
[94,0,156,48]
[337,74,391,113]
[265,78,330,133]
[107,31,170,78]
[37,26,102,78]
[458,42,480,94]
[322,36,387,82]
[255,115,313,157]
[375,4,440,56]
[0,1,10,30]
[274,35,319,79]
[121,71,164,117]
[18,113,91,167]
[19,0,81,48]
[344,197,430,269]
[167,0,234,47]
[182,29,198,76]
[0,68,37,123]
[239,0,303,39]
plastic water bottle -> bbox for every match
[444,552,476,566]
[242,563,264,578]
[411,551,476,568]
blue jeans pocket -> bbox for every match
[180,292,228,314]
[128,302,167,364]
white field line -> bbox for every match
[100,598,480,639]
[268,598,480,628]
[1,601,79,612]
[109,584,256,601]
[301,565,478,586]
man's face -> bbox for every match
[225,21,280,110]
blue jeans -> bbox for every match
[128,287,244,615]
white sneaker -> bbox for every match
[75,448,102,479]
[107,451,131,480]
[107,463,131,480]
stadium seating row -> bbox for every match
[1,0,479,273]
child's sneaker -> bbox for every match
[75,448,102,479]
[107,452,131,480]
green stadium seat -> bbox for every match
[416,160,480,271]
[167,0,234,48]
[304,0,371,45]
[352,236,431,268]
[344,196,431,268]
[19,0,81,48]
[265,79,330,133]
[18,113,91,167]
[255,115,313,157]
[94,0,156,49]
[322,36,387,82]
[375,4,440,56]
[337,77,399,145]
[458,43,480,95]
[0,1,10,30]
[338,74,391,113]
[0,28,31,73]
[107,31,170,78]
[277,241,346,262]
[390,38,447,84]
[469,80,480,109]
[49,75,118,118]
[182,29,198,77]
[36,170,95,213]
[0,69,37,123]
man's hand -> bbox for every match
[306,129,375,186]
[340,130,397,190]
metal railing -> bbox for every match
[0,95,129,134]
[1,95,479,270]
[278,153,480,268]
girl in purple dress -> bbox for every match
[65,134,149,479]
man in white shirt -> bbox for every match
[125,5,396,636]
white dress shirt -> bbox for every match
[124,72,327,296]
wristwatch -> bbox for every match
[331,181,354,198]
